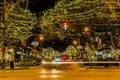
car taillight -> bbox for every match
[61,59,64,62]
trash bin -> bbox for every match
[10,61,14,69]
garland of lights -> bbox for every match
[40,0,120,29]
[39,0,120,50]
[5,1,37,43]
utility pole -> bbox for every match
[1,0,6,69]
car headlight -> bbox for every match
[41,60,46,64]
[52,60,56,64]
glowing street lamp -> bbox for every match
[39,34,44,41]
[72,40,78,46]
[84,26,89,32]
[39,34,44,52]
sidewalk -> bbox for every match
[0,66,41,70]
[83,65,120,69]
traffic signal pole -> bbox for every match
[1,0,6,69]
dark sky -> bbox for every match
[28,0,68,51]
[28,0,58,14]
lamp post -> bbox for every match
[0,0,6,69]
[39,34,44,52]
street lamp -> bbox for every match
[39,34,44,52]
[39,34,44,41]
[84,26,89,32]
[72,40,78,46]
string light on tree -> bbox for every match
[2,0,37,43]
[40,0,120,29]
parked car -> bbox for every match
[15,59,41,66]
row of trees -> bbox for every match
[0,0,120,54]
[0,0,37,47]
[39,0,120,50]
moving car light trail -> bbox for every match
[41,61,120,64]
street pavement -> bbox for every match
[0,64,120,80]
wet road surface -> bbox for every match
[0,64,120,80]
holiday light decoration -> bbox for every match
[40,0,120,33]
[0,0,37,45]
[38,0,120,53]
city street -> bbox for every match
[0,64,120,80]
[0,0,120,80]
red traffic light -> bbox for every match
[0,47,2,51]
[63,21,68,28]
[62,21,69,30]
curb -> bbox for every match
[0,66,41,70]
[84,66,120,69]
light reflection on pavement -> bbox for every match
[39,68,62,78]
[0,65,120,80]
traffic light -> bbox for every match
[63,21,68,30]
[0,47,2,51]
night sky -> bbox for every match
[28,0,69,51]
[28,0,58,14]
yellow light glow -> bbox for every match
[84,26,89,32]
[39,34,44,41]
[73,40,78,45]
